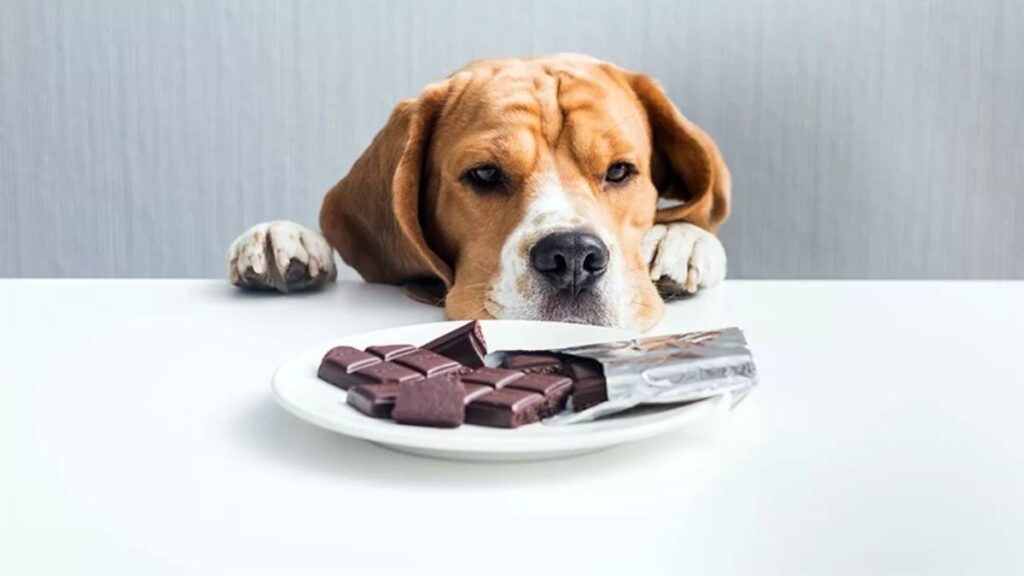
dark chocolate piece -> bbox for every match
[460,367,524,389]
[571,384,607,412]
[356,361,422,384]
[392,376,465,428]
[465,388,545,429]
[422,321,488,368]
[365,344,416,361]
[462,383,492,405]
[394,349,461,376]
[347,384,400,418]
[317,362,366,390]
[317,346,382,390]
[502,353,564,374]
[506,373,572,417]
[564,358,607,412]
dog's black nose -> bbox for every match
[529,231,609,296]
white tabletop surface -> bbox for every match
[2,279,1023,574]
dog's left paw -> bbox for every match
[227,221,336,293]
[642,222,727,297]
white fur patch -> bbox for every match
[487,174,630,327]
[227,221,336,288]
[643,222,727,293]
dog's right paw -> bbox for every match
[227,221,336,293]
[642,222,727,298]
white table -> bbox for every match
[2,279,1023,574]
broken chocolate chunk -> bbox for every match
[422,320,488,368]
[392,376,466,428]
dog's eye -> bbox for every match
[464,165,504,189]
[604,162,634,184]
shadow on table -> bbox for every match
[232,395,733,487]
[197,278,417,304]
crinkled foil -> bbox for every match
[543,327,757,425]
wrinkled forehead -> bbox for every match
[432,60,651,177]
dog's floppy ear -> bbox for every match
[627,73,731,232]
[319,80,454,293]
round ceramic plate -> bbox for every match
[272,320,729,461]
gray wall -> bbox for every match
[1,0,1021,279]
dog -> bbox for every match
[227,54,729,332]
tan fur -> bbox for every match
[320,54,730,328]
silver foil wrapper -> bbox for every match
[542,327,757,425]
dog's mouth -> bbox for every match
[535,289,612,326]
[482,261,619,327]
[483,278,616,326]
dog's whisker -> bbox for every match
[453,301,495,320]
[462,254,497,278]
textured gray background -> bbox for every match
[1,0,1021,279]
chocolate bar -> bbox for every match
[392,376,465,428]
[317,323,489,427]
[320,324,756,429]
[422,320,487,368]
[544,327,757,424]
[317,346,381,390]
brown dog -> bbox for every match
[227,54,730,332]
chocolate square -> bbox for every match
[317,346,382,390]
[422,320,488,368]
[394,349,461,376]
[502,353,563,374]
[506,373,571,395]
[365,344,416,361]
[346,384,400,418]
[462,382,492,405]
[465,388,545,429]
[392,376,465,428]
[565,358,607,412]
[564,357,603,379]
[572,381,608,412]
[506,373,572,417]
[356,361,422,384]
[322,346,381,371]
[460,367,525,389]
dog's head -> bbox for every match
[321,54,729,331]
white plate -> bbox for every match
[272,320,730,461]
